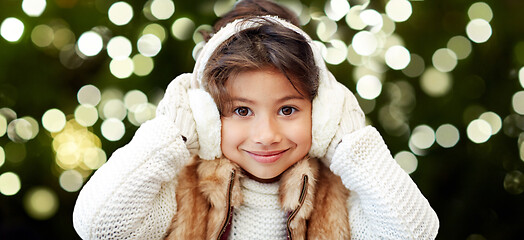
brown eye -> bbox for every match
[280,106,296,116]
[234,107,251,116]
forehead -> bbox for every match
[225,68,305,99]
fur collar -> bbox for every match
[166,156,350,239]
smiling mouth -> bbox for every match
[245,149,289,164]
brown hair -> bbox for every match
[203,0,319,115]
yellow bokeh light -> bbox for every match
[77,31,103,57]
[101,118,126,141]
[74,105,99,127]
[402,54,425,77]
[77,84,101,106]
[468,2,493,22]
[436,124,460,148]
[171,18,195,41]
[466,19,492,43]
[420,67,452,97]
[124,90,148,112]
[132,103,156,125]
[143,23,167,42]
[357,75,382,100]
[23,187,59,220]
[410,125,436,150]
[385,0,412,22]
[325,0,350,21]
[151,0,175,20]
[0,172,21,196]
[385,45,410,70]
[52,27,75,50]
[479,111,502,135]
[0,114,7,137]
[137,34,162,57]
[214,0,236,17]
[447,36,472,60]
[108,1,134,26]
[31,24,54,48]
[1,17,25,42]
[394,151,418,174]
[512,91,524,115]
[345,5,366,31]
[0,146,4,167]
[102,99,127,120]
[467,119,492,144]
[516,67,524,89]
[83,147,107,170]
[59,170,84,192]
[346,44,363,66]
[432,48,458,73]
[192,24,213,44]
[132,54,154,76]
[13,118,33,141]
[107,36,132,60]
[316,17,338,42]
[110,58,134,79]
[22,0,47,17]
[323,39,347,65]
[42,108,66,133]
[352,31,378,56]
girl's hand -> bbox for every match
[156,73,199,154]
[322,84,366,166]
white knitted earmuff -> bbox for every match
[188,16,353,160]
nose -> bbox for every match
[252,115,282,146]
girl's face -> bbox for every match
[221,68,312,181]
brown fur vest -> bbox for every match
[165,156,350,240]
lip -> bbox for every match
[245,149,288,164]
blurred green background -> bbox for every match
[1,0,523,239]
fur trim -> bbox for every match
[167,157,350,239]
[189,16,348,160]
[187,89,221,160]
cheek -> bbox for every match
[221,119,242,151]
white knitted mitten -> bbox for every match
[156,73,199,154]
[323,82,366,165]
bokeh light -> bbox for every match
[0,146,4,168]
[214,0,236,17]
[0,172,21,196]
[360,9,383,33]
[467,119,492,143]
[1,18,25,42]
[59,170,84,192]
[385,45,410,70]
[356,75,382,100]
[107,36,132,60]
[0,114,6,137]
[479,111,502,135]
[432,48,458,72]
[323,39,347,65]
[352,31,378,56]
[137,34,162,57]
[22,0,47,17]
[385,0,412,22]
[124,90,148,112]
[420,67,452,97]
[447,36,472,60]
[466,19,492,43]
[436,124,460,148]
[42,109,66,133]
[402,54,425,77]
[31,24,54,47]
[74,105,99,127]
[143,23,167,42]
[325,0,350,21]
[410,125,436,150]
[132,54,154,76]
[101,118,126,141]
[503,170,524,195]
[519,67,524,88]
[110,58,134,79]
[468,2,493,22]
[151,0,175,20]
[108,1,134,26]
[316,17,337,42]
[394,151,418,174]
[77,85,101,106]
[512,91,524,114]
[23,187,59,220]
[77,31,103,57]
[172,18,196,41]
[346,5,366,31]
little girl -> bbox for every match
[73,0,439,239]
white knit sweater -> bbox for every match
[73,118,439,239]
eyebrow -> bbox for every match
[231,95,307,104]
